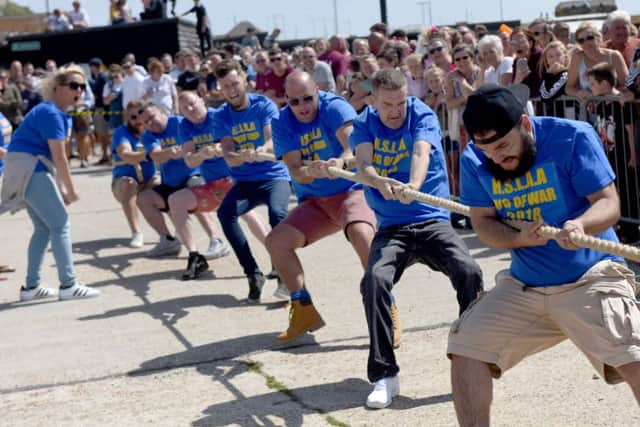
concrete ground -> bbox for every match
[1,164,639,427]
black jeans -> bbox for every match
[361,219,484,382]
[217,179,290,277]
[198,28,212,57]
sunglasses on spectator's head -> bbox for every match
[65,81,86,91]
[576,34,596,44]
[287,94,314,107]
[429,46,444,55]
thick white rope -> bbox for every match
[253,152,640,263]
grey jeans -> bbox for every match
[361,219,484,382]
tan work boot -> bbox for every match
[277,300,326,344]
[391,301,402,349]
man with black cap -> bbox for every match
[350,68,484,409]
[448,83,640,425]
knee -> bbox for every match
[346,222,374,242]
[265,226,293,255]
[136,190,152,208]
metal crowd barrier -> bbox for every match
[433,96,640,230]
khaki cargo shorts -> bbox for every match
[447,260,640,384]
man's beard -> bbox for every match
[485,132,537,182]
[126,122,144,136]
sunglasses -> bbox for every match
[129,114,139,120]
[287,94,314,107]
[576,34,596,44]
[255,59,267,64]
[429,46,444,55]
[532,31,545,37]
[454,55,470,62]
[270,57,283,62]
[66,81,86,91]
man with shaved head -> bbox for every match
[268,71,402,344]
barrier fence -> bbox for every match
[436,95,640,232]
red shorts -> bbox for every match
[189,177,234,212]
[283,189,376,245]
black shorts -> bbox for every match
[152,175,204,212]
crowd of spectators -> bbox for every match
[3,9,640,239]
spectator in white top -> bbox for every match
[68,1,89,29]
[46,9,72,32]
[301,46,336,93]
[143,59,178,114]
[475,34,513,87]
[168,52,185,82]
[121,60,145,108]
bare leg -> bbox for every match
[77,131,91,163]
[137,189,171,237]
[99,135,111,161]
[451,355,492,427]
[196,211,217,240]
[168,189,199,252]
[616,361,640,404]
[345,221,375,269]
[115,179,141,234]
[265,223,306,292]
[241,209,270,244]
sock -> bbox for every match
[189,251,199,258]
[290,288,312,305]
[166,235,176,241]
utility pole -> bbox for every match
[333,0,338,34]
[417,1,432,27]
[380,0,387,24]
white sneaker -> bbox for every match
[19,286,58,302]
[59,283,100,301]
[129,232,144,248]
[272,279,290,300]
[202,238,231,260]
[366,376,400,409]
[147,235,181,257]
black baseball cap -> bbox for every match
[88,58,103,67]
[463,84,530,145]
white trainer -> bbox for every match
[19,286,58,302]
[147,235,181,257]
[366,375,400,409]
[59,283,100,301]
[129,232,144,248]
[272,279,290,300]
[202,238,231,260]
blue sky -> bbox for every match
[18,0,640,39]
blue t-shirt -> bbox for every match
[0,113,12,177]
[460,117,622,286]
[9,102,72,172]
[273,91,357,201]
[141,115,198,188]
[214,93,289,182]
[111,125,156,182]
[349,97,450,229]
[178,108,230,183]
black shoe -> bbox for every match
[265,269,279,280]
[247,273,265,303]
[181,253,209,281]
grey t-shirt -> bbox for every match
[312,61,336,93]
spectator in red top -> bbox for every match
[319,35,350,94]
[264,47,293,107]
[604,10,640,68]
[253,51,271,94]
